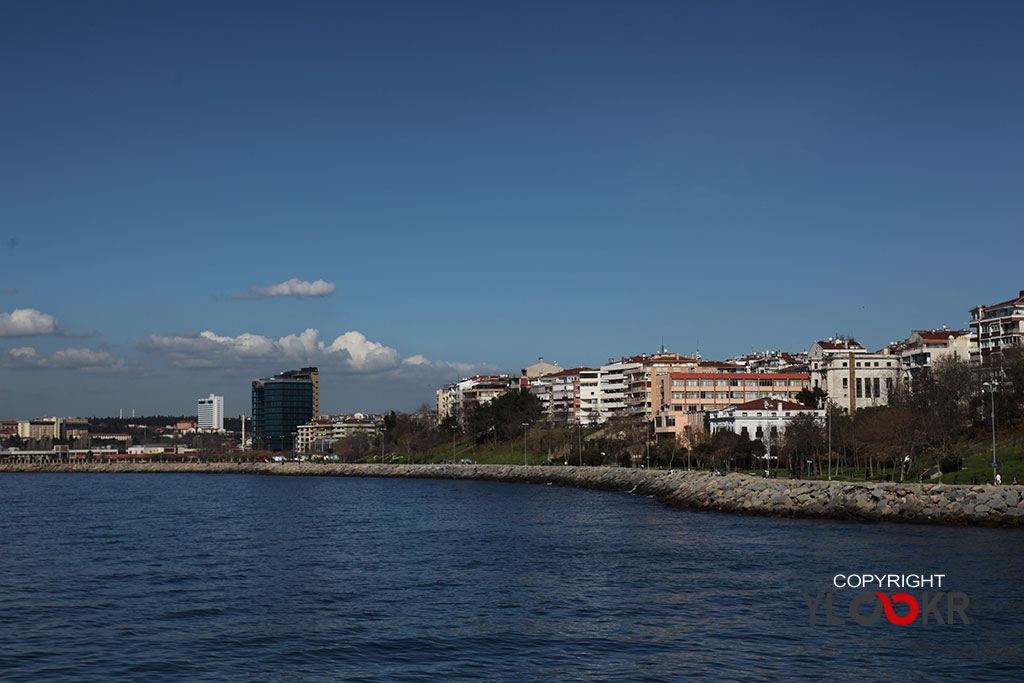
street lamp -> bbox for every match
[578,421,583,467]
[646,420,651,469]
[984,381,997,483]
[451,425,458,464]
[826,400,832,482]
[522,422,530,466]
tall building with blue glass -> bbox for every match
[251,367,319,451]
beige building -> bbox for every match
[889,328,974,380]
[522,357,563,378]
[17,416,88,441]
[808,338,899,413]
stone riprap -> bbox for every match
[2,461,1022,526]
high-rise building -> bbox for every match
[197,394,224,430]
[251,368,317,451]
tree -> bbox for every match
[466,390,543,442]
[782,412,823,475]
[795,386,828,409]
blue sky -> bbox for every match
[2,0,1022,418]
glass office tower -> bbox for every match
[251,368,317,451]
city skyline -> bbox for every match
[3,1,1023,417]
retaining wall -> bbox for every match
[2,462,1022,526]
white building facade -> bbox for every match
[969,290,1024,366]
[709,397,824,446]
[197,394,225,430]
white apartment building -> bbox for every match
[808,338,899,413]
[709,398,824,448]
[197,394,224,430]
[969,289,1024,366]
[578,369,601,425]
[594,352,698,424]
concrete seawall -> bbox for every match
[2,461,1023,526]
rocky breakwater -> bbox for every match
[1,461,1022,526]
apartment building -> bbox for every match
[888,328,973,380]
[808,339,899,413]
[593,352,699,423]
[578,368,601,425]
[969,289,1024,366]
[530,368,591,425]
[296,414,382,453]
[436,375,525,425]
[728,349,808,373]
[652,368,810,445]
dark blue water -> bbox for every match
[0,474,1021,681]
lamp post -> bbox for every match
[984,381,997,483]
[646,420,651,469]
[826,401,832,482]
[578,422,583,467]
[522,422,530,466]
[451,425,457,464]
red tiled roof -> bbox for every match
[540,367,593,378]
[815,340,865,350]
[697,360,742,368]
[985,291,1024,308]
[914,329,971,342]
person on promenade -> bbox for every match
[995,473,1002,485]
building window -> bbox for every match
[886,377,893,393]
[856,378,862,398]
[873,378,880,397]
[842,378,848,389]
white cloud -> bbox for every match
[137,327,498,379]
[0,308,95,338]
[0,308,60,337]
[234,278,337,300]
[4,346,134,374]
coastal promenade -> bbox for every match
[2,461,1022,526]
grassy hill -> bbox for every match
[938,422,1024,484]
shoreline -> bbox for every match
[2,461,1022,526]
